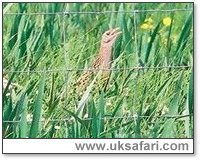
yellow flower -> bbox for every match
[140,23,153,30]
[145,17,153,24]
[141,17,154,30]
[141,23,149,29]
[162,17,172,26]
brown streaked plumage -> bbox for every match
[74,28,121,94]
[74,27,122,96]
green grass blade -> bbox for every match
[144,22,160,64]
[114,3,124,58]
[134,85,147,138]
[64,109,84,125]
[188,69,193,115]
[165,13,174,64]
[97,92,105,137]
[29,74,46,138]
[175,13,192,64]
[91,101,98,138]
[19,94,28,138]
[109,4,116,28]
[161,72,184,138]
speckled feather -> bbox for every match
[73,56,104,95]
[73,28,122,97]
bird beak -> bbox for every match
[111,27,122,36]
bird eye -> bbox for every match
[106,32,110,35]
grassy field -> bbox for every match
[3,3,193,138]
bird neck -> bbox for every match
[99,44,113,69]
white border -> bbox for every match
[3,139,194,154]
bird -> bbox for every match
[73,27,122,98]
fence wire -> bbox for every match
[4,8,193,15]
[4,65,192,73]
[3,114,192,124]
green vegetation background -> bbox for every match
[3,3,193,138]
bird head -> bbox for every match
[101,28,122,47]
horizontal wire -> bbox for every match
[3,114,192,123]
[4,8,193,15]
[3,65,192,74]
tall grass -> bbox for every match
[3,2,193,138]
